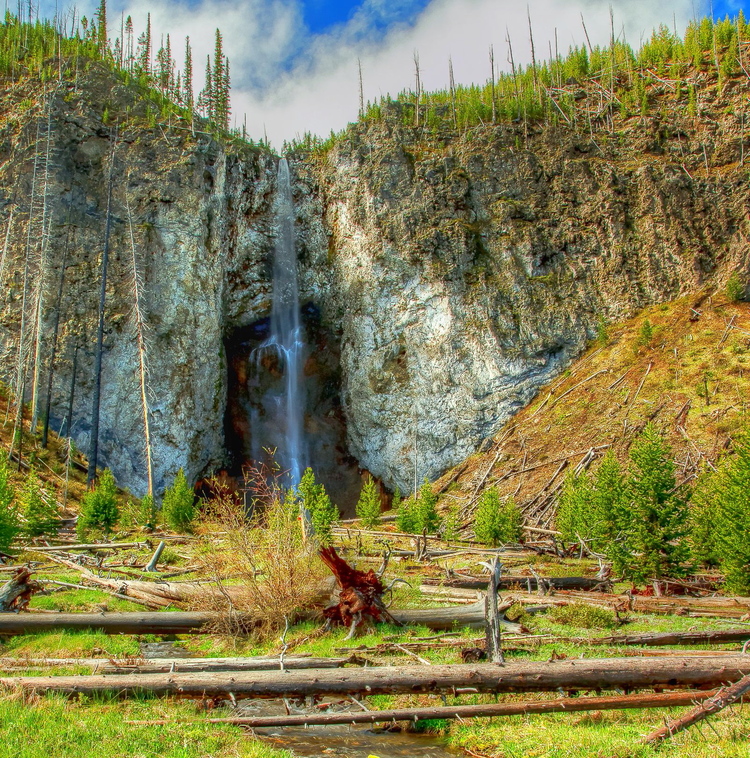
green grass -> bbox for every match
[0,693,292,758]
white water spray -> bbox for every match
[251,158,306,485]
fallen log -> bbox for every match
[128,689,721,728]
[0,601,509,635]
[390,602,525,632]
[2,656,747,699]
[0,656,350,672]
[643,673,750,744]
[24,542,150,553]
[593,629,750,647]
[422,576,607,592]
[0,611,223,635]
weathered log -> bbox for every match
[129,689,721,728]
[484,558,504,663]
[24,542,150,553]
[2,656,747,699]
[390,601,525,632]
[643,673,750,744]
[423,576,607,592]
[0,611,224,635]
[0,656,350,672]
[594,629,750,647]
[0,568,42,611]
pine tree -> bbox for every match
[355,475,381,527]
[298,468,338,545]
[77,467,119,537]
[700,430,750,593]
[626,423,691,581]
[136,13,151,75]
[183,36,193,109]
[197,55,213,118]
[0,458,19,551]
[412,478,440,534]
[95,0,107,55]
[124,16,133,71]
[556,469,597,546]
[161,468,195,533]
[474,487,522,546]
[20,469,58,537]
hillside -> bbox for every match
[433,293,750,534]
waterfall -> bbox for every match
[251,158,306,485]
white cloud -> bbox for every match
[235,0,696,145]
[51,0,698,144]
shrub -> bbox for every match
[596,315,609,345]
[726,270,746,302]
[547,603,618,630]
[298,468,338,545]
[474,487,522,546]
[0,458,19,551]
[161,469,196,533]
[20,470,58,537]
[77,469,119,538]
[355,476,381,528]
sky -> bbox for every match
[43,0,750,145]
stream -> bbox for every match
[140,643,460,757]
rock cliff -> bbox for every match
[0,65,747,497]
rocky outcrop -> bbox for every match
[0,67,747,497]
[294,102,748,491]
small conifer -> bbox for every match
[298,468,338,545]
[20,470,58,537]
[77,468,119,538]
[161,469,195,533]
[0,458,19,551]
[474,487,522,546]
[355,476,381,528]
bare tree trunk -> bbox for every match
[413,51,421,127]
[41,220,70,448]
[30,92,55,432]
[357,58,364,119]
[125,195,154,496]
[448,56,457,129]
[0,208,14,296]
[87,135,117,485]
[489,44,496,124]
[9,122,41,461]
[527,6,538,93]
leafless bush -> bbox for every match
[193,464,329,639]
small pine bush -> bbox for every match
[395,492,415,533]
[474,487,522,546]
[355,476,381,528]
[20,470,59,537]
[441,505,462,542]
[298,468,338,545]
[413,478,441,534]
[556,469,597,547]
[726,271,746,302]
[0,458,19,551]
[161,469,196,533]
[77,469,119,538]
[638,318,655,347]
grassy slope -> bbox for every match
[434,294,750,531]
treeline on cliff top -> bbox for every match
[290,13,750,154]
[0,0,236,138]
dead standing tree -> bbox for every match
[87,132,118,485]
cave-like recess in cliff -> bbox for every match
[224,302,362,514]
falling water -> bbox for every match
[251,158,306,485]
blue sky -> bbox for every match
[302,0,430,34]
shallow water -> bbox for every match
[258,725,460,758]
[240,700,461,758]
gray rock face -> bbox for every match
[0,73,746,496]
